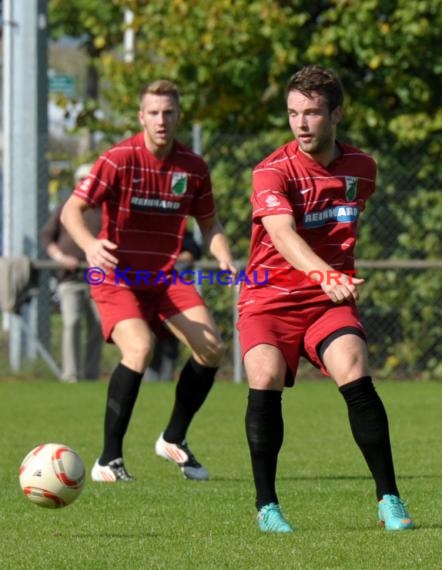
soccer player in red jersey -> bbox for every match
[61,80,236,483]
[237,66,414,532]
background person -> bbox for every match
[61,80,236,483]
[237,65,414,533]
[40,163,103,382]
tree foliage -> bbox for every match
[55,1,439,137]
[49,0,123,105]
[49,1,441,153]
[48,0,441,377]
[49,0,123,57]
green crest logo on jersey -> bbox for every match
[345,176,358,201]
[171,173,188,195]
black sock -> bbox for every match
[246,389,283,510]
[163,357,217,443]
[100,363,143,464]
[339,376,399,500]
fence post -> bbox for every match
[3,0,50,371]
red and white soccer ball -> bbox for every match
[19,443,85,508]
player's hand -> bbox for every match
[219,259,239,279]
[86,239,119,271]
[321,274,365,303]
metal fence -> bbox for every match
[196,261,442,382]
[2,258,440,382]
[1,129,440,381]
[196,132,441,381]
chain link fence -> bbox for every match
[3,128,438,381]
[195,261,442,382]
[198,131,442,381]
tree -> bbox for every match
[48,0,441,377]
[48,0,124,142]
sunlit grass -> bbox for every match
[0,380,441,569]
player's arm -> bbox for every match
[196,215,237,277]
[262,213,364,303]
[60,195,118,270]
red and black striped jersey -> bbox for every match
[239,139,376,308]
[74,133,215,289]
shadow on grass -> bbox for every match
[51,532,160,538]
[211,473,442,482]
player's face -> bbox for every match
[138,93,180,157]
[287,90,342,163]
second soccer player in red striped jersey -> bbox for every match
[61,80,237,483]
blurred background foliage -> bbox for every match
[47,0,441,378]
[49,0,440,140]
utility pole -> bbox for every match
[2,0,50,371]
[124,9,135,63]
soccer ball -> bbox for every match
[19,443,85,508]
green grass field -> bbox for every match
[0,379,441,569]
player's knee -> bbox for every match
[196,338,225,368]
[339,354,368,385]
[249,373,283,390]
[120,338,153,370]
[245,363,285,390]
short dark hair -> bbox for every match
[139,80,180,107]
[286,65,344,112]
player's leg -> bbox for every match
[92,317,155,482]
[319,331,413,530]
[243,344,293,532]
[154,304,224,480]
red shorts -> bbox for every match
[91,281,206,342]
[237,302,365,386]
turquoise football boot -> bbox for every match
[257,503,294,533]
[378,494,414,530]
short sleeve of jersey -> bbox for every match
[189,167,216,221]
[358,157,377,212]
[73,154,119,207]
[251,165,294,222]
